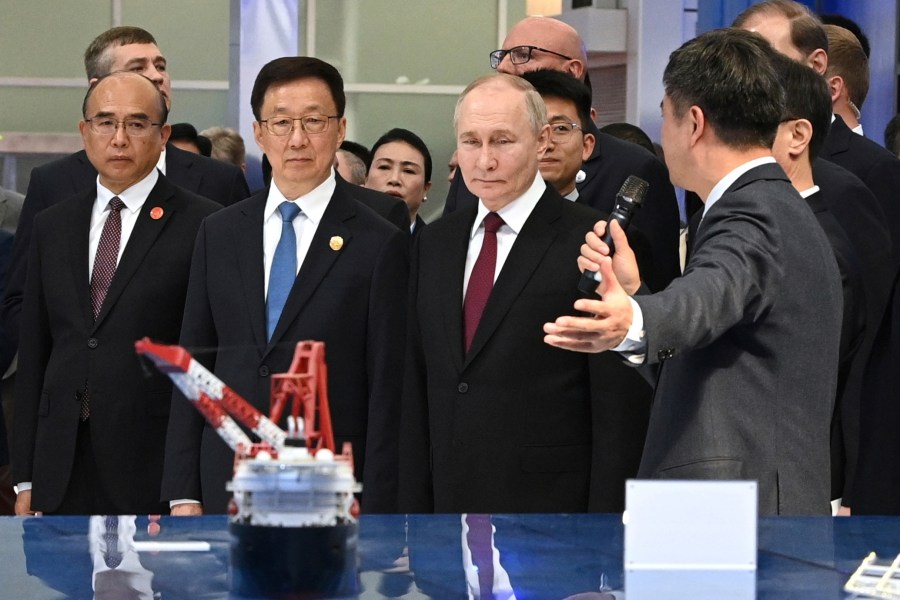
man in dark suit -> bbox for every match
[162,57,408,515]
[734,0,898,510]
[0,187,22,514]
[0,26,250,384]
[545,29,842,515]
[400,73,651,513]
[12,72,220,515]
[443,16,682,293]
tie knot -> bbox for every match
[483,212,504,234]
[278,201,302,222]
[108,197,125,212]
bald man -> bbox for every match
[443,16,682,292]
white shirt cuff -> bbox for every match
[14,482,32,494]
[612,297,647,364]
[169,499,201,508]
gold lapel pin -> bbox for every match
[150,206,164,220]
[329,236,344,251]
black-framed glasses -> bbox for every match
[548,121,583,142]
[259,114,339,136]
[489,45,572,69]
[85,116,163,137]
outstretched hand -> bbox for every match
[544,254,634,353]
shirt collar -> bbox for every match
[799,185,820,199]
[703,156,776,217]
[156,147,166,175]
[470,172,545,240]
[96,168,159,214]
[264,168,337,225]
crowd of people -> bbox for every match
[2,0,900,519]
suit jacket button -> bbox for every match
[258,365,270,377]
[87,338,99,349]
[457,382,468,393]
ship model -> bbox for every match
[135,338,359,598]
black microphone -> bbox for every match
[577,175,649,296]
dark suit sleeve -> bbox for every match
[360,228,409,513]
[225,167,251,207]
[398,237,434,512]
[160,220,217,503]
[11,215,52,484]
[0,170,54,372]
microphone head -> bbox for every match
[617,175,649,206]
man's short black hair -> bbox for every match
[340,140,372,171]
[664,28,784,150]
[250,56,345,121]
[820,13,870,58]
[370,128,433,182]
[522,69,592,131]
[170,123,212,156]
[770,51,832,161]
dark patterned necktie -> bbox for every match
[89,197,125,320]
[103,515,122,569]
[463,213,504,352]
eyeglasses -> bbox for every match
[489,45,572,69]
[548,121,583,142]
[85,116,163,137]
[259,114,339,136]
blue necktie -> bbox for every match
[267,201,301,340]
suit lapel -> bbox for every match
[235,193,268,351]
[92,176,180,329]
[265,187,355,353]
[69,190,96,325]
[438,208,477,371]
[463,189,561,368]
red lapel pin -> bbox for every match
[150,206,164,220]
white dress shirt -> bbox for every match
[463,172,545,300]
[87,169,159,278]
[261,170,335,298]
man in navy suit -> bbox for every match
[162,57,408,515]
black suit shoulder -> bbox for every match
[164,144,250,206]
[335,176,409,231]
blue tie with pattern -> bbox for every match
[267,201,301,340]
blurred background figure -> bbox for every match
[599,122,657,156]
[200,126,246,173]
[335,140,371,185]
[447,150,458,184]
[168,123,211,157]
[884,114,900,157]
[365,128,432,235]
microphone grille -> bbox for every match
[617,175,649,205]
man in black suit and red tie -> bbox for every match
[162,57,408,515]
[12,72,220,515]
[443,16,682,293]
[399,73,651,513]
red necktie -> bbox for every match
[90,197,125,320]
[466,514,496,599]
[463,213,504,352]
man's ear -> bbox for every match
[807,48,828,75]
[688,105,705,146]
[567,59,586,80]
[827,75,843,105]
[536,123,551,155]
[581,132,596,161]
[789,118,813,159]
